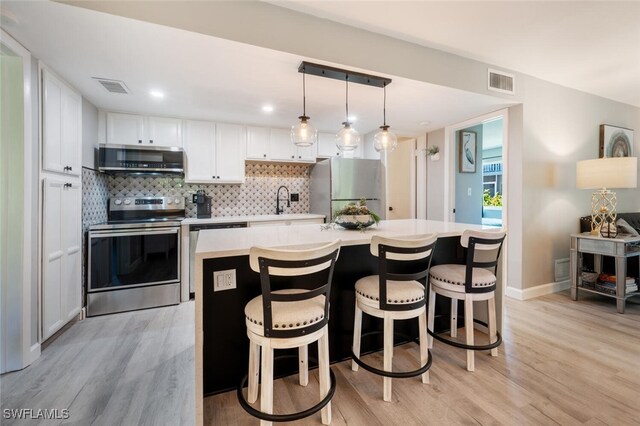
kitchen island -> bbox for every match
[193,219,504,425]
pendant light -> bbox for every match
[336,77,361,152]
[373,82,398,152]
[291,66,317,147]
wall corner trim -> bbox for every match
[505,280,570,301]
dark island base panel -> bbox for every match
[202,236,463,396]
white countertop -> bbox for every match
[181,213,325,226]
[195,219,494,258]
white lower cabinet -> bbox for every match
[42,178,81,340]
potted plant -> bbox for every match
[334,198,381,230]
[426,145,440,161]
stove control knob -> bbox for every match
[124,199,131,205]
[175,198,181,205]
[114,199,122,206]
[167,199,173,205]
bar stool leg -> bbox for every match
[418,309,429,384]
[464,295,475,372]
[260,342,274,426]
[351,304,362,372]
[318,329,332,425]
[248,340,260,403]
[299,345,309,386]
[427,286,436,349]
[450,299,458,338]
[383,313,394,402]
[488,295,498,357]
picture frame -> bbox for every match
[599,124,634,158]
[459,130,477,173]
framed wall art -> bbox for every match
[599,124,633,158]
[459,130,477,173]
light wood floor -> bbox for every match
[2,293,638,425]
[0,302,194,426]
[206,291,640,425]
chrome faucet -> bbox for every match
[276,185,290,215]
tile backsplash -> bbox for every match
[107,163,311,218]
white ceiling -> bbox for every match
[1,1,514,136]
[271,0,640,108]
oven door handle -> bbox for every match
[90,228,180,238]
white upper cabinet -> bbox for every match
[246,126,270,160]
[183,121,245,183]
[106,113,183,147]
[317,132,342,158]
[42,68,81,176]
[147,116,183,147]
[296,143,317,162]
[269,128,296,161]
[215,123,246,183]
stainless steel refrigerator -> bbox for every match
[310,157,385,221]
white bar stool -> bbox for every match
[427,230,506,372]
[351,234,437,402]
[237,240,341,426]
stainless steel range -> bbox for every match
[87,196,185,316]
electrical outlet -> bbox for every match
[213,269,236,292]
[290,193,299,202]
[467,187,472,196]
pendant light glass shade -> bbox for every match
[373,82,397,152]
[291,68,317,147]
[336,78,360,152]
[373,126,398,152]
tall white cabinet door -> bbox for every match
[42,179,64,339]
[61,183,82,321]
[42,70,64,173]
[269,128,296,161]
[296,143,317,162]
[147,116,183,147]
[184,120,216,182]
[246,126,270,160]
[106,112,145,145]
[216,123,246,182]
[61,88,82,176]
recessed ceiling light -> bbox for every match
[150,90,165,99]
[262,104,274,113]
[348,115,357,122]
[419,120,432,127]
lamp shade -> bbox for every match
[576,157,637,189]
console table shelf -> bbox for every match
[570,233,640,313]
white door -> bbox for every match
[61,87,82,176]
[42,179,64,339]
[216,123,246,182]
[246,126,270,160]
[386,138,416,220]
[61,182,82,320]
[317,132,341,158]
[184,120,215,182]
[269,128,296,161]
[148,116,183,147]
[42,69,64,173]
[106,112,145,145]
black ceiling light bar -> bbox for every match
[298,61,392,88]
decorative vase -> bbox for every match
[429,152,440,161]
[600,220,618,238]
[335,214,376,230]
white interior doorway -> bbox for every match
[385,137,416,219]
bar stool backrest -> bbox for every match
[371,234,438,311]
[249,240,341,338]
[460,230,506,293]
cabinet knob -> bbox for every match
[263,154,267,158]
[337,152,340,156]
[138,140,142,144]
[149,140,153,144]
[298,155,301,159]
[64,183,72,188]
[291,155,295,159]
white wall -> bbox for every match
[82,98,98,169]
[426,129,445,221]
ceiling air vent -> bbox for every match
[92,77,130,94]
[488,69,515,95]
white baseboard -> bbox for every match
[29,343,41,364]
[505,280,570,301]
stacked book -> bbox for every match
[596,274,638,295]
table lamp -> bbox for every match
[576,157,637,234]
